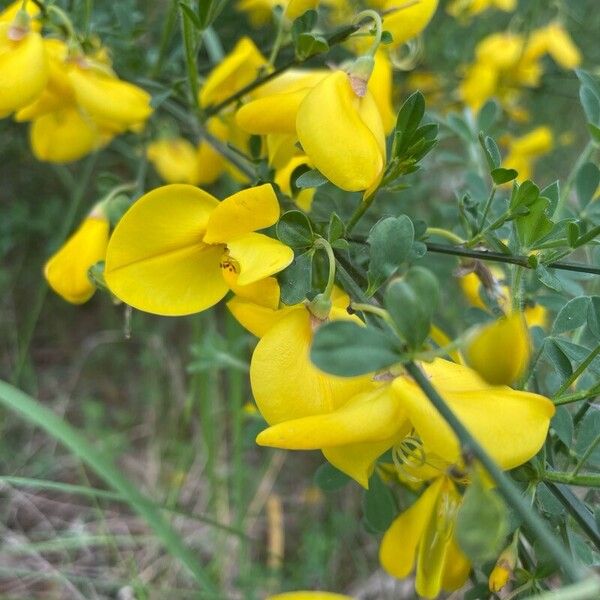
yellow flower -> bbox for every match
[296,70,386,191]
[44,205,110,304]
[504,126,554,182]
[0,16,48,117]
[380,476,470,598]
[380,0,439,48]
[274,154,315,211]
[459,269,548,329]
[464,313,531,386]
[393,359,554,470]
[67,61,153,133]
[237,0,318,26]
[524,22,581,70]
[30,106,108,163]
[488,541,517,592]
[199,37,268,108]
[267,593,352,600]
[368,50,395,134]
[447,0,516,18]
[105,183,293,316]
[147,138,201,184]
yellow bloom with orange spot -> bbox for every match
[105,184,293,316]
[44,204,110,304]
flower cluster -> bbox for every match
[0,0,152,162]
[19,0,596,597]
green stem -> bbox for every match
[524,578,600,600]
[512,265,524,311]
[554,386,600,406]
[554,342,600,398]
[424,242,600,276]
[151,0,179,77]
[180,3,201,109]
[202,26,224,62]
[544,471,600,487]
[346,188,379,234]
[573,432,600,476]
[478,187,497,232]
[405,361,584,583]
[465,210,511,248]
[268,12,286,66]
[426,227,465,245]
[354,9,383,57]
[314,237,336,300]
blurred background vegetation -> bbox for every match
[1,0,599,598]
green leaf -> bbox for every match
[456,474,509,564]
[567,221,580,247]
[291,8,317,38]
[477,100,499,133]
[545,339,573,379]
[279,250,313,304]
[588,297,600,338]
[510,180,540,211]
[552,407,574,446]
[535,264,563,292]
[0,379,217,593]
[393,92,425,157]
[276,210,315,249]
[295,168,328,188]
[295,32,329,60]
[314,462,351,491]
[553,297,590,334]
[327,212,345,243]
[515,197,554,248]
[310,321,403,376]
[542,181,560,215]
[367,216,414,295]
[576,162,600,207]
[589,123,600,144]
[384,267,439,350]
[491,167,518,185]
[481,135,501,170]
[580,85,600,125]
[380,30,393,44]
[179,2,202,29]
[363,472,396,533]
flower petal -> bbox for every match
[392,359,555,469]
[441,538,471,593]
[323,433,406,489]
[267,593,352,600]
[44,215,109,304]
[236,88,310,135]
[204,184,281,244]
[105,184,228,316]
[296,70,385,192]
[379,477,444,579]
[227,296,297,338]
[415,479,461,598]
[256,385,407,449]
[227,232,293,286]
[250,308,374,424]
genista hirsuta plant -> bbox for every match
[1,0,600,598]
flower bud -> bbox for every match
[44,205,110,304]
[489,541,518,592]
[464,313,530,385]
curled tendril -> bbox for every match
[392,435,427,482]
[388,37,422,71]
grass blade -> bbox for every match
[0,379,217,595]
